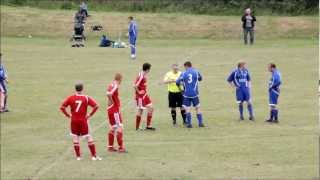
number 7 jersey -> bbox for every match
[176,68,202,98]
[61,94,98,121]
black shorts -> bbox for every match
[168,92,183,108]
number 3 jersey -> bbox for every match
[176,68,202,98]
[61,94,98,121]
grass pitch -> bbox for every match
[0,37,319,179]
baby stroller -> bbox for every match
[71,22,86,47]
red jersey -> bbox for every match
[61,94,98,121]
[134,71,147,97]
[107,81,120,109]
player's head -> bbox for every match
[114,73,123,84]
[128,16,134,21]
[142,63,151,73]
[75,82,84,93]
[245,8,251,14]
[184,61,192,70]
[171,63,179,72]
[237,61,246,69]
[268,63,276,72]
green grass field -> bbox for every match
[1,36,318,179]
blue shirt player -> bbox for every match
[0,53,9,113]
[128,16,138,60]
[227,62,254,121]
[266,63,281,123]
[176,61,205,128]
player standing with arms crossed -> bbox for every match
[60,83,101,160]
[163,64,186,126]
[227,62,254,121]
[106,73,126,152]
[265,63,281,123]
[134,63,156,130]
[128,16,138,60]
[176,61,205,128]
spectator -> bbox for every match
[0,53,9,113]
[241,8,256,45]
[80,1,89,17]
[99,35,114,47]
[74,9,86,24]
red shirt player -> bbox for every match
[60,83,101,161]
[106,73,126,153]
[134,63,155,131]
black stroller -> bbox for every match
[71,22,86,47]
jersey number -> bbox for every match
[187,74,193,84]
[75,100,82,112]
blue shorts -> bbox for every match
[236,88,250,103]
[183,96,200,107]
[129,36,136,46]
[269,89,280,106]
[0,81,7,93]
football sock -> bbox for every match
[116,131,124,149]
[73,142,80,157]
[186,112,192,125]
[247,103,253,117]
[88,141,96,157]
[181,109,186,123]
[108,130,114,148]
[197,113,203,125]
[274,109,278,120]
[239,103,244,118]
[135,115,141,130]
[147,113,153,127]
[270,109,275,120]
[131,46,136,55]
[171,110,177,123]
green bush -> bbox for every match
[60,1,73,10]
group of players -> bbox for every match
[59,16,282,160]
[59,59,281,160]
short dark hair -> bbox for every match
[184,61,192,67]
[75,83,83,92]
[128,16,134,20]
[270,63,276,68]
[142,63,151,71]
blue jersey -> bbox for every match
[269,70,281,90]
[227,68,251,88]
[0,64,7,81]
[128,20,138,38]
[176,68,202,98]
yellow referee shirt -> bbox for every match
[164,71,182,93]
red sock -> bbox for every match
[88,141,96,157]
[136,115,141,130]
[73,142,81,157]
[147,113,152,127]
[108,131,114,148]
[116,131,124,149]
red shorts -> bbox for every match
[70,120,89,137]
[136,94,152,109]
[107,104,123,128]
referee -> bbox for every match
[163,64,186,126]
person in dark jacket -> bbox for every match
[99,35,114,47]
[241,8,256,45]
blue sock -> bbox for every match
[239,103,244,118]
[274,109,278,120]
[131,46,136,55]
[197,113,203,125]
[186,113,192,125]
[247,103,253,117]
[270,109,275,120]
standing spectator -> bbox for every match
[241,8,256,45]
[80,1,89,17]
[0,53,9,113]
